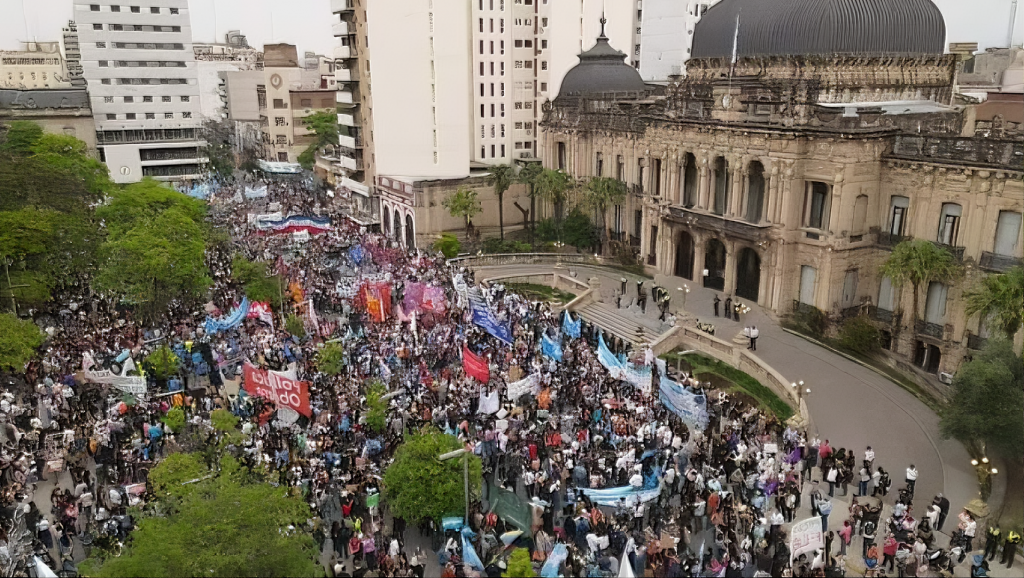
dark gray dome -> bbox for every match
[558,21,646,98]
[691,0,946,60]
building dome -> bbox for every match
[691,0,946,60]
[558,18,647,98]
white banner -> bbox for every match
[81,370,147,396]
[506,373,540,400]
[789,517,825,562]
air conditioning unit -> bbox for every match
[938,372,954,385]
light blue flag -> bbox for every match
[562,311,581,339]
[541,333,563,362]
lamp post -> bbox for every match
[438,448,470,525]
[791,380,808,402]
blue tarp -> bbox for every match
[541,333,563,362]
[562,311,581,339]
[204,297,249,334]
[461,526,485,571]
[542,544,569,577]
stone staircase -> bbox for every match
[574,302,666,346]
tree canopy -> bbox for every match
[0,313,45,372]
[880,239,963,328]
[533,169,571,223]
[82,454,321,577]
[232,254,283,309]
[297,110,340,169]
[383,428,482,524]
[487,164,517,240]
[940,339,1024,457]
[442,186,483,232]
[963,266,1024,340]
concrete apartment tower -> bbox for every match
[73,0,205,183]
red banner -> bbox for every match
[462,345,490,383]
[243,362,311,417]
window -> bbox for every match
[524,61,532,69]
[101,79,110,84]
[276,135,287,144]
[491,144,496,157]
[182,111,191,118]
[180,96,190,102]
[479,18,483,32]
[300,98,312,107]
[514,142,522,149]
[490,41,494,54]
[877,276,894,312]
[500,124,505,137]
[93,24,103,30]
[557,142,566,170]
[480,83,485,97]
[275,117,286,126]
[888,196,909,236]
[490,83,494,96]
[596,152,603,176]
[90,4,99,10]
[924,282,948,323]
[125,113,136,120]
[712,157,730,215]
[145,112,155,119]
[524,40,532,48]
[804,181,830,229]
[993,211,1022,256]
[130,6,141,13]
[273,98,285,109]
[150,6,159,13]
[515,40,523,48]
[799,266,817,305]
[540,82,547,91]
[500,19,504,32]
[106,113,116,120]
[170,7,178,14]
[541,61,547,70]
[542,17,548,26]
[501,144,505,157]
[110,4,120,11]
[165,112,173,119]
[479,40,484,55]
[481,146,487,158]
[480,62,485,76]
[617,155,624,180]
[490,125,495,137]
[541,40,547,49]
[95,42,106,48]
[481,125,486,138]
[124,96,133,103]
[103,96,113,103]
[500,40,505,54]
[490,18,494,32]
[500,103,504,117]
[937,203,962,246]
[99,60,108,67]
[515,61,523,68]
[162,96,171,102]
[480,104,485,118]
[143,95,152,102]
[277,152,288,162]
[500,62,505,75]
[515,102,523,109]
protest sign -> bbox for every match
[243,362,311,417]
[462,345,490,383]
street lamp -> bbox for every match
[438,448,470,525]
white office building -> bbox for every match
[73,0,205,183]
[637,0,718,82]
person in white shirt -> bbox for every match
[905,464,918,499]
[864,446,875,467]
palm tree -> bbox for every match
[517,162,543,237]
[533,168,571,226]
[583,177,627,253]
[964,265,1024,339]
[486,164,515,240]
[880,239,964,336]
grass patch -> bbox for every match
[666,351,795,421]
[505,282,577,304]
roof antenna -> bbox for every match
[599,13,607,39]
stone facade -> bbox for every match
[541,55,1024,378]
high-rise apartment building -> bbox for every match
[62,21,87,86]
[73,0,205,183]
[637,0,718,81]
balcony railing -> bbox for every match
[628,234,641,248]
[877,232,907,248]
[666,206,771,242]
[915,319,945,339]
[873,307,894,324]
[966,332,988,351]
[331,0,355,13]
[609,230,625,243]
[931,241,966,262]
[979,251,1023,272]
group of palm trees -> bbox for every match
[486,162,629,247]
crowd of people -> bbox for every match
[0,174,1019,578]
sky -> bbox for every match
[1,0,1022,57]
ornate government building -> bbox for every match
[541,0,1023,378]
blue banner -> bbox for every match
[468,289,512,345]
[348,244,366,266]
[204,297,249,334]
[461,526,485,571]
[659,374,709,431]
[541,333,563,362]
[562,311,581,339]
[542,544,569,578]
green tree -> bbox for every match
[880,239,963,337]
[231,254,283,309]
[383,428,482,524]
[561,208,598,251]
[95,206,212,320]
[433,233,462,259]
[0,121,43,154]
[316,341,345,375]
[297,110,340,169]
[487,164,516,240]
[96,179,207,237]
[583,177,627,250]
[0,313,44,372]
[442,186,483,234]
[365,381,388,434]
[533,169,571,226]
[837,316,881,355]
[285,314,306,338]
[161,407,186,433]
[210,408,239,432]
[516,162,543,237]
[963,266,1024,340]
[82,455,320,577]
[30,133,113,196]
[503,548,537,578]
[940,339,1024,457]
[144,345,180,381]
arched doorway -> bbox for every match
[382,208,391,236]
[703,238,726,290]
[674,230,695,280]
[745,161,765,223]
[405,214,415,249]
[393,209,402,242]
[735,247,761,301]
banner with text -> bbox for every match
[462,345,491,383]
[243,362,311,417]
